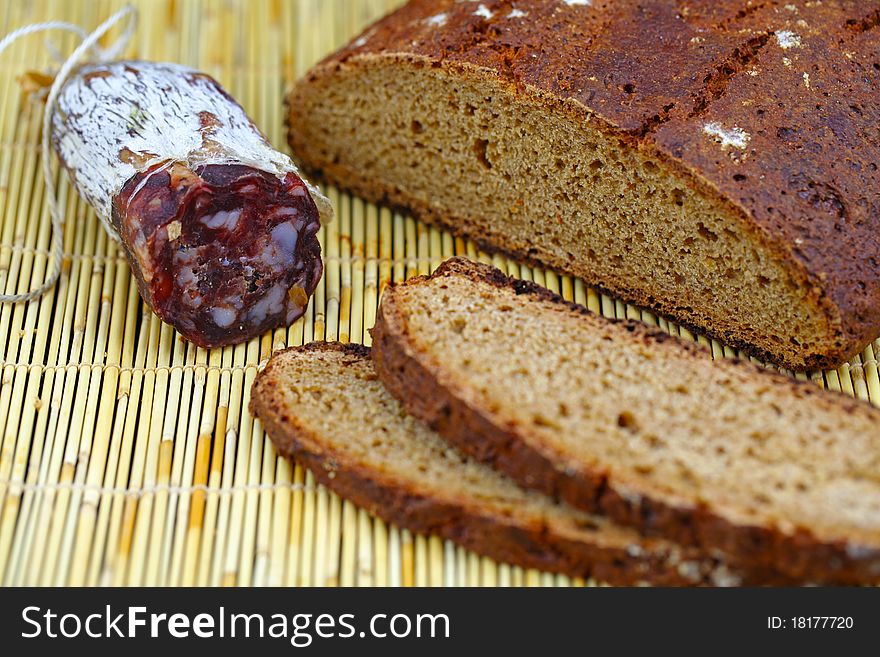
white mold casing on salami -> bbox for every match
[51,61,332,348]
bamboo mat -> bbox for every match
[0,0,877,588]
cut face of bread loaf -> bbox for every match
[287,0,880,370]
[249,342,787,585]
[370,257,880,584]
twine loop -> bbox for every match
[0,5,138,303]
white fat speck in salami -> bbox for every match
[271,221,299,252]
[51,60,331,348]
[247,283,287,325]
[211,306,238,328]
[272,206,300,218]
[201,208,242,230]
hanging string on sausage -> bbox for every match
[0,5,137,303]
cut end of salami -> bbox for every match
[113,162,322,348]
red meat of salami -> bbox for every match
[51,61,332,347]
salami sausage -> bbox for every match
[51,61,331,348]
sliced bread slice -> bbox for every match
[370,257,880,584]
[249,342,781,585]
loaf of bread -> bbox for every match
[248,342,792,585]
[371,257,880,584]
[287,0,880,370]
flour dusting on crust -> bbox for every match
[425,12,448,26]
[775,30,802,49]
[473,4,493,19]
[702,122,751,150]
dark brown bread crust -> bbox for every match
[288,0,880,370]
[370,257,880,584]
[250,342,795,585]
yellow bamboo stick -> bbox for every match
[199,346,233,586]
[285,462,306,586]
[198,346,226,584]
[86,274,140,586]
